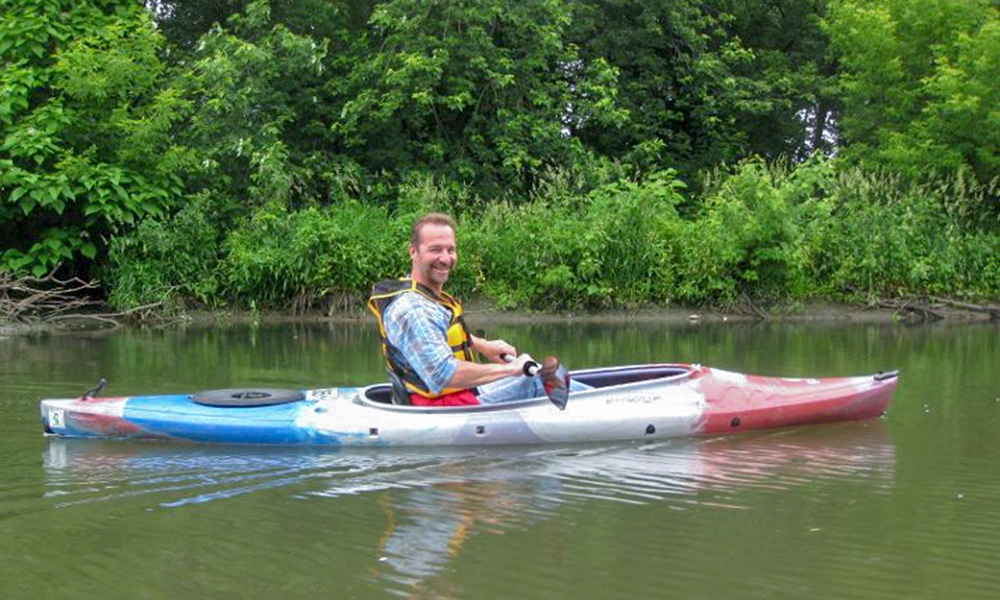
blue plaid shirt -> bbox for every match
[382,291,461,395]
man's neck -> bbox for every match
[410,273,443,296]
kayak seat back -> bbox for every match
[387,370,411,405]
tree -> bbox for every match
[163,1,330,210]
[567,0,761,180]
[1,0,185,276]
[330,0,627,197]
[709,0,839,160]
[826,0,998,185]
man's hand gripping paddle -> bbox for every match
[502,354,570,410]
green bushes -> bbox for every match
[7,1,997,315]
[673,160,821,305]
[0,3,186,277]
[456,158,998,310]
[222,201,402,311]
[106,193,221,310]
[106,158,998,313]
[813,168,1000,300]
[108,199,404,312]
[458,170,685,310]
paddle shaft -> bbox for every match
[499,353,541,376]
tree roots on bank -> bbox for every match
[0,272,167,330]
[3,272,997,330]
[878,296,1000,322]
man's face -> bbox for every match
[410,223,457,291]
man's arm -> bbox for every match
[468,334,516,363]
[445,353,530,390]
[385,296,529,395]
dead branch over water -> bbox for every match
[878,296,1000,322]
[3,272,997,329]
[0,272,165,329]
[1,272,101,321]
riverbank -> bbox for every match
[435,299,999,327]
[3,299,997,338]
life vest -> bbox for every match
[367,278,475,398]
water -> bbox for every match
[2,319,998,599]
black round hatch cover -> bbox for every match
[191,388,306,407]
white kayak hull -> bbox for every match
[40,364,899,446]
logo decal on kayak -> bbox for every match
[49,409,65,429]
[606,393,663,405]
[306,388,342,400]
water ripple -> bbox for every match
[40,422,897,514]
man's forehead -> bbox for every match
[417,224,456,245]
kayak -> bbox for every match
[39,363,899,447]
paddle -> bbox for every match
[501,354,570,410]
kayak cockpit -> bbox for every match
[573,363,696,388]
[361,363,697,406]
[363,384,403,405]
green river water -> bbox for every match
[1,318,998,599]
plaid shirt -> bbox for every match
[382,291,460,395]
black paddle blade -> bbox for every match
[83,377,107,399]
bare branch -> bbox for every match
[878,298,945,322]
[0,273,177,328]
[1,272,103,322]
[928,296,1000,319]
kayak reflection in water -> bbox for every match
[367,212,588,408]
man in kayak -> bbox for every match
[368,212,577,407]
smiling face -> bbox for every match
[409,222,457,294]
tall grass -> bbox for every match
[107,158,999,312]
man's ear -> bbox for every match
[408,244,417,260]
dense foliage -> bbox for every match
[1,1,185,277]
[2,0,997,313]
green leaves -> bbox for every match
[218,201,399,310]
[53,13,165,106]
[826,0,999,184]
[334,0,623,194]
[1,1,185,276]
[2,0,996,309]
[1,227,92,277]
[175,4,329,209]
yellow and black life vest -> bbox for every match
[367,278,474,398]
